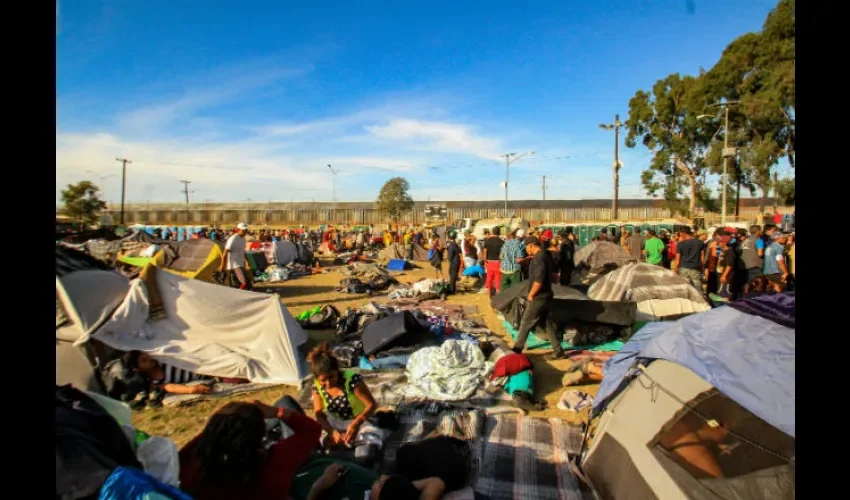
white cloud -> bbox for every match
[366,119,502,160]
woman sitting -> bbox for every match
[308,343,381,465]
[179,397,321,500]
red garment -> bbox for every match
[179,411,322,500]
[667,240,677,260]
[249,241,261,250]
[772,213,782,224]
[490,353,532,380]
[484,260,502,294]
[542,229,553,241]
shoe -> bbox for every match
[544,350,568,361]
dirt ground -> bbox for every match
[132,260,602,446]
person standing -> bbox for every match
[446,231,461,294]
[512,236,561,359]
[659,230,672,269]
[219,222,252,290]
[462,230,478,269]
[644,229,665,266]
[737,228,763,293]
[429,234,444,279]
[626,227,644,262]
[762,232,790,293]
[480,227,505,296]
[599,227,612,242]
[714,229,736,299]
[557,229,576,286]
[500,229,526,292]
[673,228,704,292]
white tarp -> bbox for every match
[62,270,308,384]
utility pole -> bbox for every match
[327,164,340,209]
[115,157,132,225]
[700,101,739,225]
[180,180,192,223]
[772,171,779,213]
[500,151,535,216]
[599,115,625,220]
[542,175,547,201]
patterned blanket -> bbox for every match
[402,340,494,401]
[298,369,514,411]
[588,262,707,304]
[476,415,591,500]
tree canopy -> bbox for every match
[376,177,414,223]
[627,0,794,214]
[60,181,108,225]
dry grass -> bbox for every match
[132,261,601,447]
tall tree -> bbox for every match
[775,177,795,206]
[625,73,714,216]
[703,0,794,209]
[376,177,414,223]
[60,181,107,226]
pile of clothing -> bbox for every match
[387,279,451,301]
[295,305,341,329]
[254,263,314,283]
[336,274,399,294]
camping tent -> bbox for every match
[56,269,309,384]
[581,295,795,499]
[153,239,223,283]
[588,263,710,321]
[573,240,636,273]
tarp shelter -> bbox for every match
[573,240,636,273]
[57,269,309,384]
[588,263,710,321]
[582,295,795,499]
[361,312,435,356]
[271,241,313,266]
[491,282,636,346]
[153,239,223,283]
[378,242,430,262]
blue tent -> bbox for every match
[593,294,795,437]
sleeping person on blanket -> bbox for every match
[308,343,385,466]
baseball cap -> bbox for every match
[515,229,526,238]
[237,222,249,230]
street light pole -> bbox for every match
[722,106,729,225]
[599,115,625,220]
[501,151,535,216]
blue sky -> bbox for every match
[56,0,778,204]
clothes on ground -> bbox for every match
[312,371,365,420]
[644,237,664,265]
[179,409,322,500]
[98,466,192,500]
[676,238,704,270]
[224,233,246,270]
[462,265,486,278]
[489,353,532,380]
[500,239,525,274]
[402,339,494,401]
[763,241,785,275]
[503,369,534,396]
[557,390,594,412]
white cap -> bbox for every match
[237,222,249,230]
[515,229,526,238]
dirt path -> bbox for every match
[132,260,602,446]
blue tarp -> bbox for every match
[593,300,795,437]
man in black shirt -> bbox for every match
[446,230,461,294]
[481,227,505,296]
[557,230,576,286]
[512,236,562,359]
[673,227,704,292]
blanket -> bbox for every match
[162,382,285,407]
[402,340,494,401]
[501,319,625,352]
[475,415,590,500]
[297,369,514,411]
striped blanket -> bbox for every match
[588,262,707,304]
[476,415,591,500]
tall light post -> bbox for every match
[115,158,132,225]
[599,115,625,220]
[501,151,534,216]
[327,164,341,208]
[698,101,738,225]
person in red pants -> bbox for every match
[480,226,505,296]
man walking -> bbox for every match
[219,222,252,290]
[512,236,561,359]
[480,227,504,296]
[446,230,461,294]
[762,232,790,293]
[500,229,527,292]
[673,227,704,291]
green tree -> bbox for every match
[376,177,414,223]
[775,177,795,205]
[60,181,107,226]
[703,0,794,209]
[625,73,715,216]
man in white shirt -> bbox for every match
[219,222,252,290]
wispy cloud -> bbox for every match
[366,119,502,160]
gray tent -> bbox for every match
[581,299,795,499]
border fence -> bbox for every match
[101,199,793,227]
